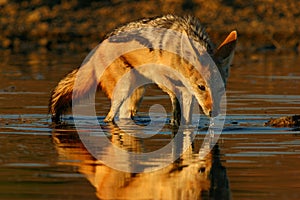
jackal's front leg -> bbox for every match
[169,93,181,126]
[168,87,195,126]
[159,85,181,126]
[180,88,194,125]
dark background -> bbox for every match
[1,0,299,53]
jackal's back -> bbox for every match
[106,15,214,54]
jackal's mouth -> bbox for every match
[197,104,211,117]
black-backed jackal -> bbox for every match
[49,15,237,124]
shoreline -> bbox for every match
[1,0,299,53]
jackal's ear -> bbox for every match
[214,30,237,81]
[214,30,237,62]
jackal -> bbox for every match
[49,14,237,124]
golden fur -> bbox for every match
[49,15,237,124]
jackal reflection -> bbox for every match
[52,125,230,200]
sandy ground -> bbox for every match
[0,0,299,53]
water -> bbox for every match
[0,50,300,199]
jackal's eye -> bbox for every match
[198,85,206,91]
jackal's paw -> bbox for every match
[131,109,138,117]
[170,118,180,127]
[104,115,114,123]
[51,113,61,124]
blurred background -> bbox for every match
[1,1,300,200]
[1,0,299,54]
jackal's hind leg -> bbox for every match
[104,101,122,122]
[104,86,132,123]
[118,86,146,119]
[130,86,146,117]
[118,98,132,120]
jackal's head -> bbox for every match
[192,31,237,117]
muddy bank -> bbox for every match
[265,115,300,127]
[0,0,299,52]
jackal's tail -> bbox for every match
[49,68,78,123]
[49,65,98,123]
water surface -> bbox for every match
[0,50,300,199]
